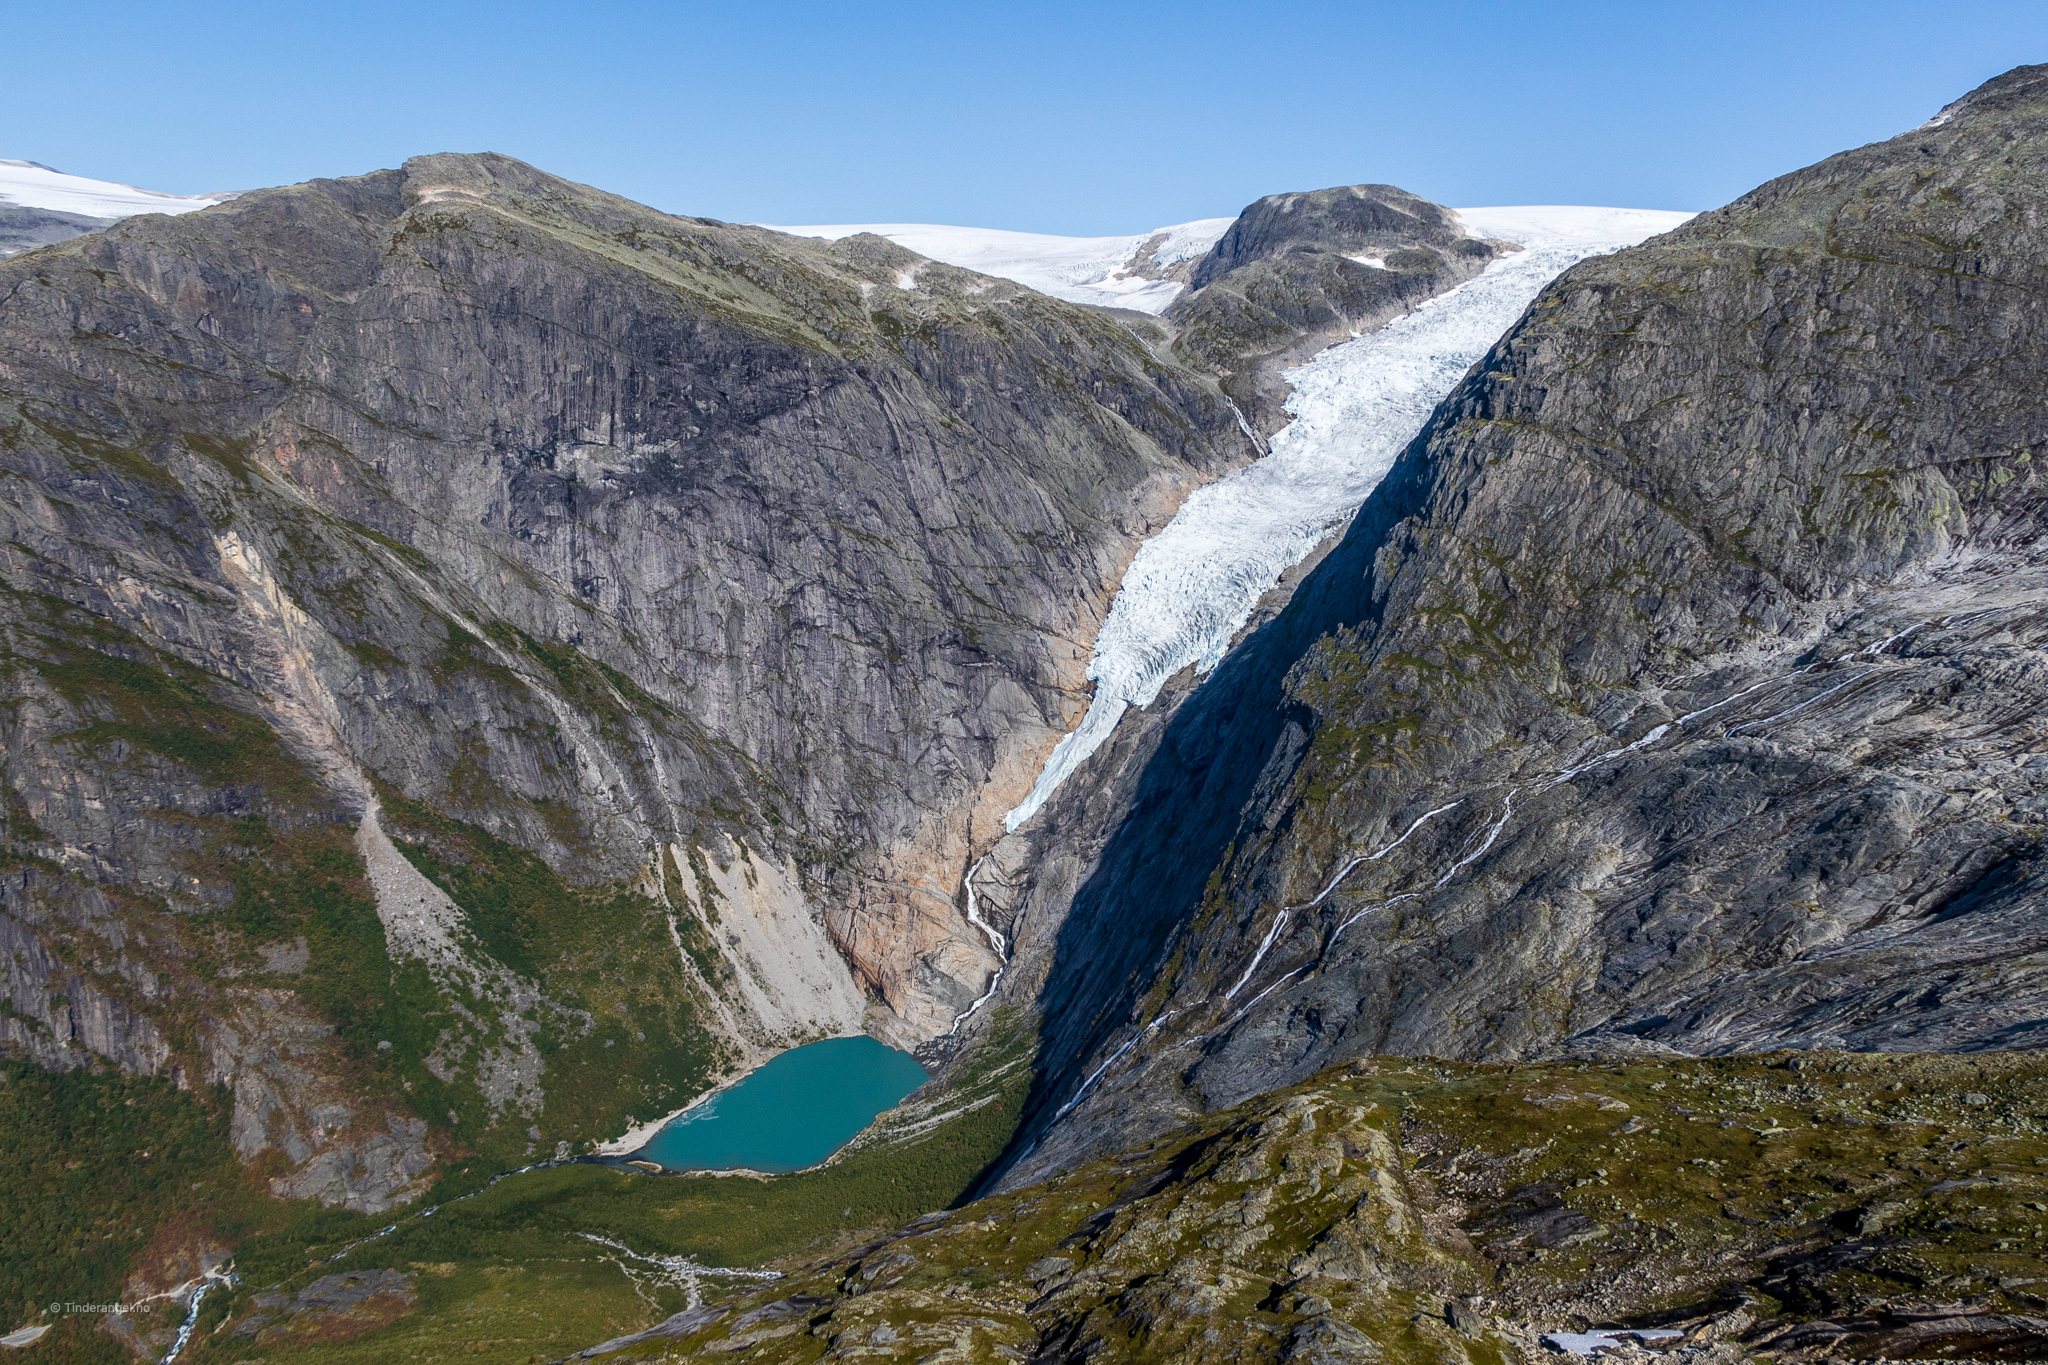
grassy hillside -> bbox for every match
[0,1016,1033,1363]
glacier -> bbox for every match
[1001,205,1697,832]
[0,159,232,219]
[764,217,1235,313]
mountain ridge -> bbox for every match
[0,148,1521,1235]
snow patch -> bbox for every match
[1454,204,1693,248]
[0,158,231,219]
[764,216,1234,314]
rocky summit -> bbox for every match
[0,58,2046,1365]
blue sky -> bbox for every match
[9,1,2046,233]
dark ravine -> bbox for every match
[963,63,2048,1193]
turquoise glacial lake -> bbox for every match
[634,1035,928,1173]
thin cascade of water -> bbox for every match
[159,1267,234,1365]
[944,855,1008,1036]
[580,1232,781,1311]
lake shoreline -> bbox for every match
[590,1054,777,1158]
[607,1035,927,1174]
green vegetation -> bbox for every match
[608,1050,2048,1365]
[177,1023,1032,1363]
[0,968,1028,1365]
[0,1057,236,1344]
[0,1057,376,1364]
[376,790,723,1163]
[485,621,673,724]
[36,643,318,801]
[216,815,463,1130]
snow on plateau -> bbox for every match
[0,159,232,220]
[1001,205,1697,831]
[765,218,1234,313]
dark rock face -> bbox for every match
[1167,184,1509,417]
[0,150,1255,1199]
[0,201,116,257]
[230,1269,418,1345]
[1187,183,1487,290]
[987,65,2048,1185]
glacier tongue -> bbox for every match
[1002,206,1695,832]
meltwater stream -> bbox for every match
[1001,206,1695,832]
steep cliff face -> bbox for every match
[0,150,1256,1201]
[984,65,2048,1186]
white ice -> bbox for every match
[1001,205,1696,831]
[0,159,231,220]
[764,217,1234,314]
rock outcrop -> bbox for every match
[1167,184,1511,421]
[577,1051,2048,1365]
[0,200,115,258]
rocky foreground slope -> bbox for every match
[955,63,2048,1192]
[584,1051,2048,1364]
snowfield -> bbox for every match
[1002,205,1697,830]
[765,217,1234,313]
[0,159,231,220]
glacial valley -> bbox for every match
[1,61,2046,1365]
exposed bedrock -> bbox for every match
[977,64,2048,1187]
[1167,183,1513,423]
[0,139,1511,1201]
[0,200,117,258]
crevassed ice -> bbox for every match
[1002,206,1695,832]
